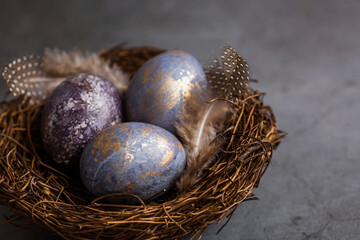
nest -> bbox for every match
[0,45,283,239]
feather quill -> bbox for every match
[2,49,129,103]
[176,45,251,192]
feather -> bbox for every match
[2,49,129,103]
[176,92,231,192]
[43,49,129,93]
[2,55,64,102]
[207,45,252,102]
[176,45,251,192]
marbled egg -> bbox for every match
[80,122,186,204]
[41,73,122,166]
[125,50,206,135]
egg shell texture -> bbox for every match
[80,122,186,203]
[125,50,206,135]
[41,73,122,165]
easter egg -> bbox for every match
[41,73,122,166]
[125,50,206,135]
[80,122,186,204]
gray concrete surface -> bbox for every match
[1,0,359,239]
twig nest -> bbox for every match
[0,45,284,240]
[41,73,123,165]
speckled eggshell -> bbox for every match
[41,73,123,166]
[80,122,186,204]
[125,50,206,135]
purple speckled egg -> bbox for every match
[80,122,186,204]
[41,73,122,166]
[125,50,206,135]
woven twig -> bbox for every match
[0,45,284,240]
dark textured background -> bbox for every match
[1,1,360,239]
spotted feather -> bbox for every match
[2,55,64,102]
[2,49,129,103]
[205,45,251,102]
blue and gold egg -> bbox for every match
[80,122,186,204]
[125,50,206,135]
